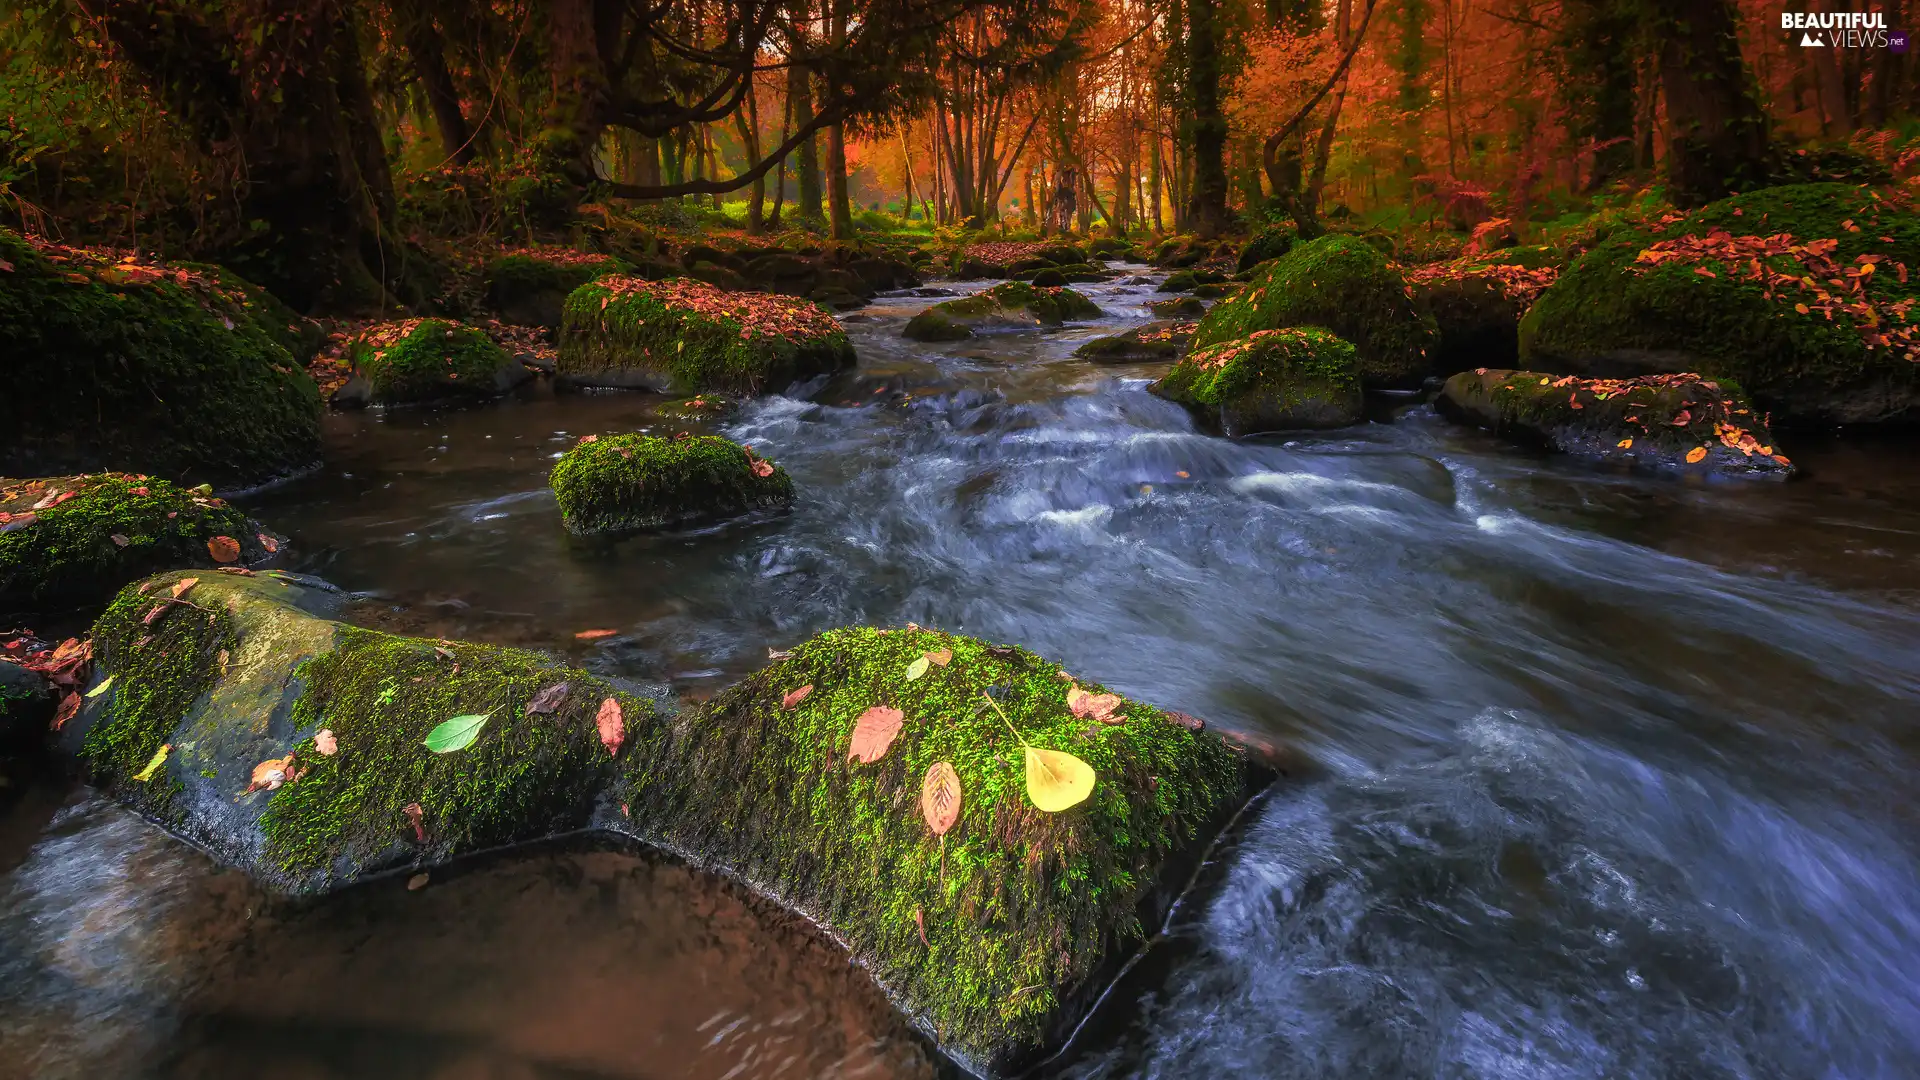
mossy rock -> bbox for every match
[0,229,322,490]
[1237,226,1297,273]
[1190,282,1236,299]
[1158,271,1199,293]
[1153,238,1212,268]
[333,319,533,408]
[174,261,324,363]
[1437,368,1794,477]
[558,276,856,394]
[745,251,820,294]
[1,473,277,618]
[1151,327,1363,436]
[608,624,1261,1074]
[548,433,793,533]
[1073,320,1198,364]
[1053,263,1111,283]
[1407,254,1563,376]
[1519,183,1920,427]
[902,282,1103,341]
[61,570,660,893]
[1036,243,1089,265]
[483,252,624,329]
[688,259,752,293]
[1029,268,1068,288]
[1087,238,1131,259]
[1193,234,1439,390]
[1149,296,1207,318]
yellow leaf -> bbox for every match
[1686,446,1708,464]
[133,743,171,782]
[1794,303,1810,314]
[1616,438,1633,449]
[1025,746,1095,812]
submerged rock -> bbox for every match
[1437,368,1794,477]
[903,281,1104,341]
[1519,183,1920,427]
[0,229,322,490]
[548,433,793,533]
[558,276,856,394]
[1074,320,1199,364]
[483,251,625,329]
[1194,234,1439,390]
[1151,327,1364,435]
[331,319,534,407]
[1,473,278,616]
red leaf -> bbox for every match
[574,628,618,640]
[51,692,81,731]
[258,533,279,554]
[403,802,427,843]
[207,536,241,564]
[596,696,624,756]
[782,684,813,710]
[848,705,905,763]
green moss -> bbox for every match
[1149,296,1207,318]
[1193,234,1439,389]
[484,253,624,327]
[1151,327,1363,435]
[174,262,323,362]
[1074,320,1197,364]
[0,229,323,489]
[908,282,1103,339]
[1237,226,1297,272]
[1158,271,1199,293]
[350,319,518,404]
[548,433,794,533]
[0,473,270,614]
[558,276,856,394]
[902,308,976,341]
[1520,183,1920,427]
[1029,268,1068,288]
[613,625,1248,1070]
[260,627,656,879]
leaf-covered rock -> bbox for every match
[902,281,1104,341]
[1150,327,1364,435]
[0,229,322,489]
[558,275,856,394]
[1519,183,1920,427]
[1437,368,1793,477]
[1074,320,1198,364]
[548,433,794,533]
[1193,234,1440,389]
[332,318,533,407]
[0,473,277,617]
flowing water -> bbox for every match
[5,268,1920,1079]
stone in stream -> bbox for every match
[330,319,535,408]
[64,571,1271,1078]
[1405,247,1561,375]
[1150,327,1364,435]
[1194,234,1439,390]
[548,433,793,533]
[1,473,280,617]
[1436,368,1794,477]
[902,281,1104,342]
[1074,320,1199,364]
[483,251,627,330]
[1520,183,1920,427]
[0,228,322,490]
[1157,270,1199,293]
[557,276,856,394]
[1149,296,1207,318]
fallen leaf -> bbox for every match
[782,684,813,709]
[423,712,490,753]
[596,696,624,756]
[1068,687,1125,724]
[527,682,572,714]
[1616,438,1633,449]
[258,533,279,553]
[848,705,906,763]
[86,675,115,698]
[314,729,337,756]
[247,755,294,793]
[133,744,171,781]
[207,536,241,564]
[51,692,81,731]
[1795,303,1811,314]
[905,655,930,681]
[921,761,962,835]
[110,533,130,547]
[407,872,430,891]
[768,647,793,660]
[1175,470,1190,479]
[1025,745,1096,812]
[914,907,929,947]
[171,577,199,599]
[926,648,953,667]
[574,628,618,640]
[1164,710,1205,731]
[1686,446,1709,464]
[403,802,427,843]
[750,458,774,478]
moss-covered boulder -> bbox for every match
[1074,320,1198,364]
[1158,270,1199,293]
[1407,253,1562,374]
[1149,296,1207,318]
[902,282,1104,341]
[608,624,1260,1073]
[483,251,624,329]
[1087,237,1132,259]
[1437,368,1794,477]
[0,229,322,490]
[1154,237,1213,268]
[548,433,793,533]
[558,276,856,394]
[331,319,533,408]
[1192,234,1439,390]
[1,473,278,617]
[1519,183,1920,427]
[61,570,661,893]
[1029,267,1068,288]
[1237,226,1297,272]
[1150,327,1363,435]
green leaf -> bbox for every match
[86,674,115,698]
[905,655,930,682]
[423,712,491,754]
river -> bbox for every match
[4,267,1920,1079]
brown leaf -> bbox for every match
[596,696,624,756]
[921,761,962,836]
[913,907,929,947]
[926,648,953,667]
[574,628,618,640]
[170,577,199,599]
[50,692,81,731]
[527,682,572,715]
[782,684,814,710]
[1068,687,1125,724]
[1164,710,1205,731]
[258,533,279,554]
[207,536,241,564]
[848,705,905,763]
[314,729,337,756]
[403,802,427,843]
[246,755,294,793]
[142,603,169,627]
[407,872,431,891]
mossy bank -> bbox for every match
[549,433,794,533]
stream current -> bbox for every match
[4,268,1920,1079]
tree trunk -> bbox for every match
[1654,0,1775,207]
[1185,0,1231,236]
[792,67,824,221]
[401,13,482,165]
[828,124,853,239]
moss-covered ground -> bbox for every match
[548,433,794,533]
[1151,327,1363,435]
[1193,234,1439,389]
